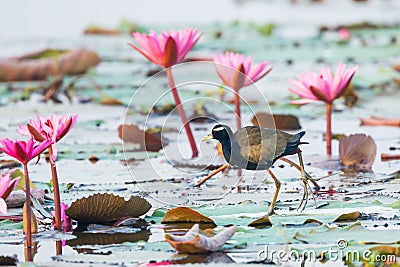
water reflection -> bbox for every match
[170,252,235,264]
[67,229,150,250]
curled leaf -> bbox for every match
[248,215,272,229]
[65,193,151,230]
[165,224,237,253]
[333,211,361,222]
[339,134,376,172]
[360,116,400,127]
[0,49,100,82]
[252,112,301,130]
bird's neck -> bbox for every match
[220,138,232,162]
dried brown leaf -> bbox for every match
[252,112,301,130]
[118,124,163,152]
[65,193,151,229]
[0,49,100,82]
[360,116,400,127]
[162,207,216,229]
[339,134,376,171]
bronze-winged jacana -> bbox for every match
[200,124,313,215]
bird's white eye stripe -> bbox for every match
[213,126,225,132]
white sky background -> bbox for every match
[0,0,399,38]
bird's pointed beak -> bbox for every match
[202,134,213,141]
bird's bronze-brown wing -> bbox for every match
[234,126,296,166]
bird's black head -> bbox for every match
[203,124,234,144]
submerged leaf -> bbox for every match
[339,134,377,172]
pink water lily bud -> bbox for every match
[0,172,21,200]
[129,28,201,68]
[51,202,73,232]
[213,51,272,90]
[289,63,358,104]
[0,138,52,165]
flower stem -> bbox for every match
[234,90,241,130]
[23,163,33,261]
[48,146,61,231]
[326,103,332,155]
[56,240,62,255]
[166,68,198,158]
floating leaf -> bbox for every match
[65,193,151,230]
[360,116,400,127]
[339,134,377,172]
[248,215,272,229]
[0,160,21,170]
[0,219,24,230]
[390,200,400,209]
[333,211,361,222]
[6,189,44,208]
[342,82,359,107]
[0,48,100,82]
[12,169,36,191]
[88,155,100,164]
[251,112,301,130]
[162,207,216,229]
[100,97,123,106]
[189,103,219,123]
[118,124,163,152]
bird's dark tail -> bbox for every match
[282,131,308,156]
[295,131,308,144]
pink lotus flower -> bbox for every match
[213,51,272,129]
[0,198,7,215]
[288,63,358,155]
[289,63,358,105]
[18,114,77,162]
[213,51,272,90]
[129,28,201,68]
[129,28,201,158]
[51,202,72,232]
[0,172,21,200]
[0,138,52,164]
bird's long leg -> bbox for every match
[267,169,281,216]
[297,151,308,212]
[279,158,320,190]
[195,164,230,187]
